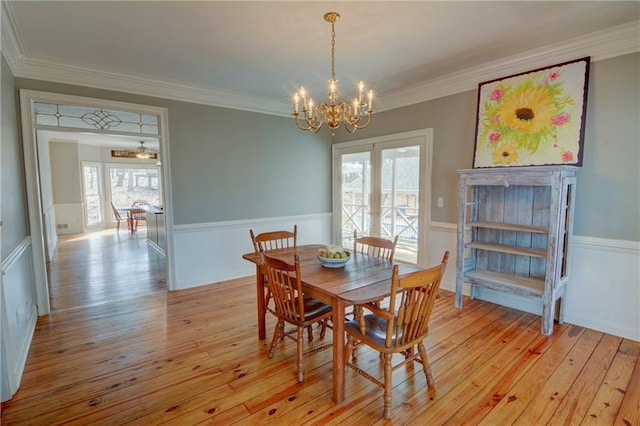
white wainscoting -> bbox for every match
[0,237,38,402]
[172,217,639,341]
[563,237,639,341]
[53,203,85,235]
[430,222,640,341]
[172,213,332,290]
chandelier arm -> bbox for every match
[294,112,322,132]
[351,111,374,130]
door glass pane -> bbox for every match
[381,145,420,263]
[83,164,102,226]
[340,152,371,249]
[108,166,161,209]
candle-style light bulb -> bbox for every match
[368,90,373,111]
[294,93,299,113]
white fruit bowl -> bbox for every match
[317,254,351,268]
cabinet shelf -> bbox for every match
[469,221,549,234]
[464,269,544,298]
[465,241,547,258]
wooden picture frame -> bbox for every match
[473,57,590,168]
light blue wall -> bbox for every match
[13,78,333,225]
[335,53,640,241]
[12,53,640,239]
[1,55,30,257]
[1,53,38,403]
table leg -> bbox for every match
[332,299,346,403]
[256,265,266,340]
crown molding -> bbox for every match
[2,7,638,117]
[11,55,292,116]
[1,1,24,71]
[379,20,640,112]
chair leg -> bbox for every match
[352,305,364,360]
[319,321,327,339]
[269,320,284,358]
[296,326,304,383]
[417,342,435,389]
[383,352,393,420]
[345,335,355,363]
[307,325,314,342]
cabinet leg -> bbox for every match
[470,284,477,300]
[541,298,554,335]
[557,297,565,324]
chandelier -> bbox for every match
[293,12,373,134]
[136,141,150,159]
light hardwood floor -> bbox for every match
[1,230,638,425]
[46,228,167,311]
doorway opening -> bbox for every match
[20,90,174,315]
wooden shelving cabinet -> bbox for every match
[455,166,577,335]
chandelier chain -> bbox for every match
[330,21,336,81]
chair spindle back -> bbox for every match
[353,230,399,262]
[385,251,449,347]
[262,253,305,323]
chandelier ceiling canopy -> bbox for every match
[293,12,373,134]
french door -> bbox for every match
[81,162,103,228]
[333,130,432,265]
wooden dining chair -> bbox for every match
[249,225,324,340]
[350,230,400,342]
[344,251,449,419]
[353,230,399,262]
[262,252,333,383]
[130,199,150,234]
[110,202,126,233]
[249,225,297,311]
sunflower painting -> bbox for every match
[473,57,590,168]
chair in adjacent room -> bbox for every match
[262,252,333,383]
[130,199,150,234]
[110,202,126,233]
[344,251,449,419]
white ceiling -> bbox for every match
[3,1,640,117]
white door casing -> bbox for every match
[19,90,175,315]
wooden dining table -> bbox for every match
[242,244,423,404]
